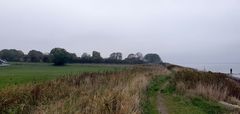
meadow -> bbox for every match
[0,65,167,113]
[1,63,240,114]
[0,62,122,88]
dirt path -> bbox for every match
[157,81,169,114]
[157,93,168,114]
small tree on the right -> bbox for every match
[144,53,163,64]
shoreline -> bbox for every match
[164,63,240,80]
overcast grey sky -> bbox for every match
[0,0,239,64]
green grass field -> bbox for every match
[0,62,123,88]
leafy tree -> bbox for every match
[81,53,91,58]
[105,52,123,64]
[27,50,44,62]
[109,52,122,60]
[50,48,70,66]
[80,53,92,63]
[92,51,102,63]
[127,53,136,59]
[144,53,162,64]
[136,52,144,60]
[124,53,144,64]
[67,53,78,63]
[0,49,25,62]
[43,54,51,63]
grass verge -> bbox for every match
[142,76,169,114]
[0,62,123,88]
[143,74,228,114]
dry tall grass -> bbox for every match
[0,66,167,114]
[176,81,228,101]
[175,70,240,102]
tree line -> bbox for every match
[0,48,163,66]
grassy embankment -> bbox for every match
[0,65,167,113]
[1,63,240,114]
[143,65,240,114]
[174,70,240,113]
[143,75,229,114]
[0,62,123,88]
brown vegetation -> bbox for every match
[0,66,167,114]
[174,70,240,102]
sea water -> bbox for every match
[180,63,240,78]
